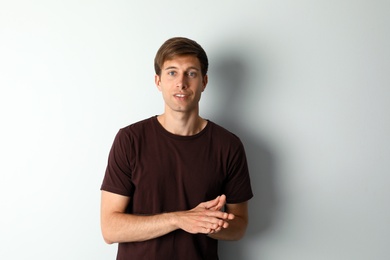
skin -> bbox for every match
[155,55,208,135]
[101,55,249,244]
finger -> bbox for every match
[222,221,230,229]
[204,210,233,221]
[205,195,226,211]
[202,196,220,209]
[213,226,222,233]
[219,194,227,204]
[227,213,235,220]
[213,194,226,211]
[198,220,221,233]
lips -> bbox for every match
[174,93,189,98]
[175,94,186,97]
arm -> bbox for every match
[100,191,234,244]
[207,198,249,241]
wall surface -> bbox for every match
[1,0,389,259]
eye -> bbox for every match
[187,71,197,78]
[168,71,176,76]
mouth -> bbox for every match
[174,93,189,98]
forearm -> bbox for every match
[208,215,248,241]
[101,193,235,244]
[102,212,177,244]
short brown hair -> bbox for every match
[154,37,209,76]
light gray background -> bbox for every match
[1,0,389,259]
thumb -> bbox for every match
[202,196,221,210]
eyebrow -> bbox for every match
[164,66,200,71]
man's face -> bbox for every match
[155,55,208,115]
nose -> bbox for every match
[176,74,188,89]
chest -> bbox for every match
[131,137,227,210]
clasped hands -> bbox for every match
[174,194,235,235]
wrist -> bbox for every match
[165,212,179,230]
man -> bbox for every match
[100,37,253,259]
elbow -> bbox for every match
[227,226,247,241]
[103,237,114,245]
[101,225,116,244]
[102,231,114,244]
[234,228,247,241]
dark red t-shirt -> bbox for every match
[101,116,253,260]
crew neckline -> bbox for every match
[152,115,210,140]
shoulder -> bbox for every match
[119,116,156,135]
[112,117,157,146]
[122,116,155,131]
[208,121,242,141]
[208,121,244,148]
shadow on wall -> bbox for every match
[208,46,278,259]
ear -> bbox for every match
[155,74,162,91]
[202,75,208,92]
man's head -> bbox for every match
[154,37,209,77]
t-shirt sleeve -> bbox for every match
[224,140,253,204]
[100,128,135,197]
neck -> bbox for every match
[157,113,207,136]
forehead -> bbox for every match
[162,55,201,69]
